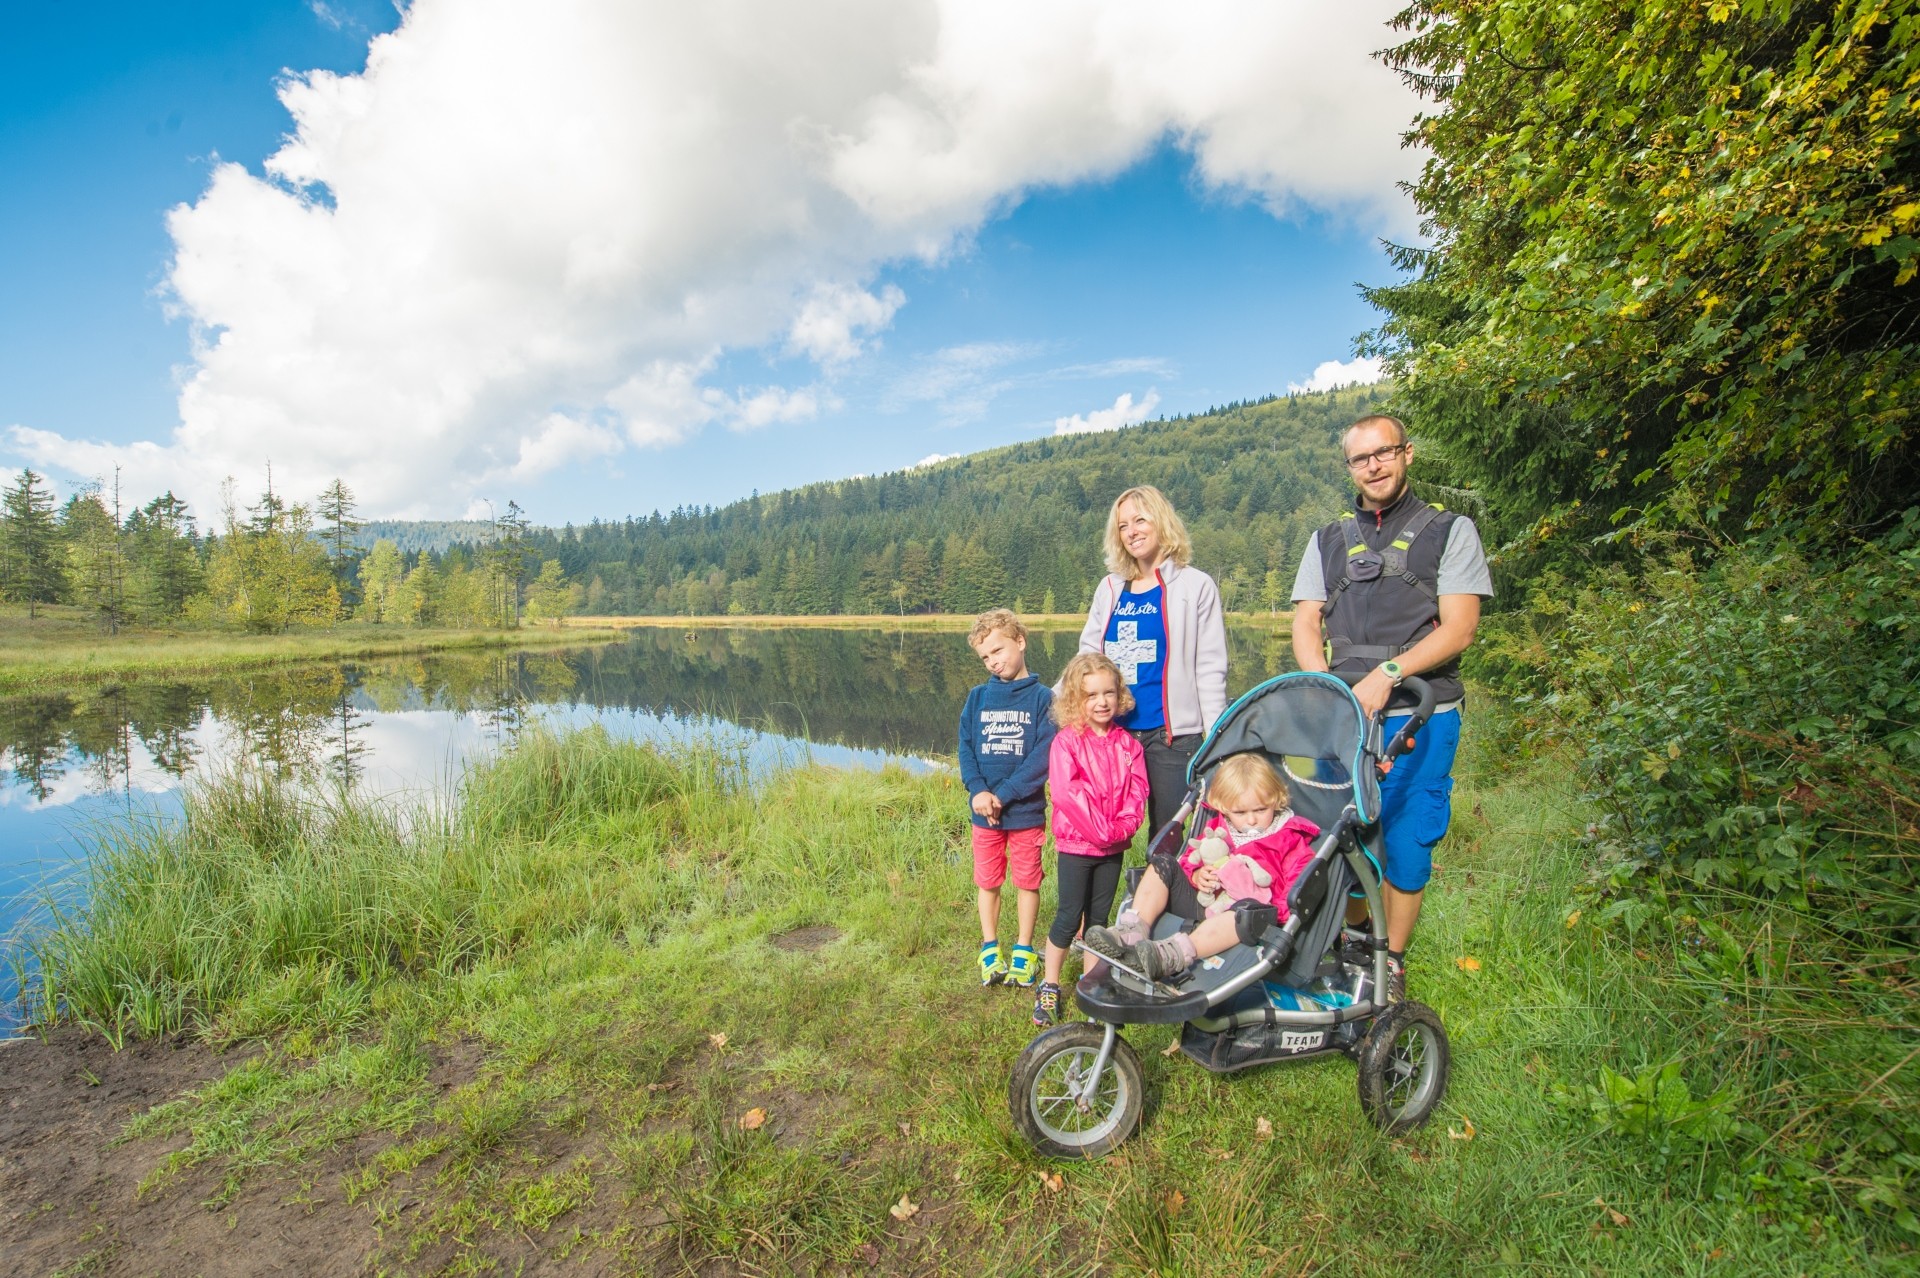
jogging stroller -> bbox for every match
[1009,671,1451,1158]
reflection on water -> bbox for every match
[0,623,1300,1026]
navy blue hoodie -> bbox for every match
[957,673,1056,830]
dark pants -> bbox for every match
[1048,852,1124,949]
[1131,729,1202,846]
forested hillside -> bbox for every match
[485,385,1385,617]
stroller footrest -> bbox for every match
[1072,970,1213,1026]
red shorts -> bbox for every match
[972,825,1045,892]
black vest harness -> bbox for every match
[1316,494,1464,705]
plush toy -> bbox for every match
[1189,833,1275,915]
[1188,832,1231,911]
[1214,855,1274,915]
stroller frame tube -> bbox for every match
[1072,1024,1122,1109]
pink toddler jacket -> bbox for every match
[1048,724,1149,858]
[1180,814,1323,921]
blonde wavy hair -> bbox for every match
[1103,485,1194,577]
[1052,651,1134,730]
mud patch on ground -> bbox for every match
[770,924,840,953]
[0,1027,386,1277]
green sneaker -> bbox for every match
[978,940,1008,986]
[1008,944,1037,987]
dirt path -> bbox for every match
[0,1030,381,1278]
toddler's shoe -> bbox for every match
[1131,934,1196,981]
[1031,981,1061,1027]
[1008,944,1037,988]
[978,940,1009,987]
[1080,925,1131,966]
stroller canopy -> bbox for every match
[1186,672,1379,830]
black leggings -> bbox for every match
[1132,730,1202,841]
[1048,853,1124,950]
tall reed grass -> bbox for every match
[15,725,750,1040]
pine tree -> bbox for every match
[316,478,364,602]
[62,479,128,633]
[0,469,62,617]
[124,492,201,621]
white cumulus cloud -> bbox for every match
[1287,356,1386,394]
[1054,389,1161,436]
[10,0,1419,516]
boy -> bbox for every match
[958,608,1055,988]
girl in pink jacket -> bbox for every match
[1032,652,1149,1028]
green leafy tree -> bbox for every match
[357,539,405,622]
[1367,0,1920,544]
[0,469,62,617]
[523,558,579,625]
[391,561,437,625]
[200,482,339,632]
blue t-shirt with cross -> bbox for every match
[1104,583,1166,732]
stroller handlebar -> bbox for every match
[1326,671,1435,761]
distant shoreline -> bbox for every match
[0,613,622,693]
[568,610,1294,631]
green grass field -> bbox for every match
[0,605,620,692]
[12,720,1905,1275]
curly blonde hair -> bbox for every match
[1207,753,1290,813]
[1052,652,1134,730]
[1103,485,1194,578]
[967,608,1026,648]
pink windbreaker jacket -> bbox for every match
[1048,725,1149,858]
[1179,814,1323,921]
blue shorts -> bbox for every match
[1375,707,1459,892]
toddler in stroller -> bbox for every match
[1081,753,1319,982]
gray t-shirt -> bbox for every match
[1290,515,1494,603]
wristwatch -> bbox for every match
[1380,659,1405,686]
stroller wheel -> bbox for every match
[1009,1023,1144,1159]
[1355,1001,1450,1135]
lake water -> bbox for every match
[0,622,1299,1028]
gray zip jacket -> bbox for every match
[1072,560,1229,740]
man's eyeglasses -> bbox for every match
[1344,443,1406,470]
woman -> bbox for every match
[1072,485,1228,839]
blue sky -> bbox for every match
[0,2,1417,525]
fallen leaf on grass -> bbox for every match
[645,1081,678,1093]
[738,1107,766,1131]
[707,1032,729,1051]
[1447,1117,1476,1141]
[1165,1190,1186,1218]
[1592,1196,1630,1227]
[889,1194,919,1222]
[897,1121,911,1137]
[1035,1170,1063,1193]
[1206,1147,1236,1161]
[1255,1117,1274,1140]
[1565,909,1583,929]
[1455,956,1481,972]
[1161,1037,1182,1058]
